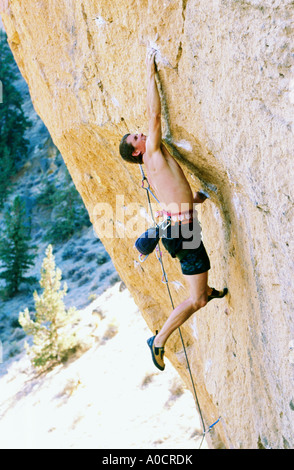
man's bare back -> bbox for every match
[143,143,194,214]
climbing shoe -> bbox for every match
[207,287,228,303]
[147,331,165,371]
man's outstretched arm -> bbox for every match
[146,49,162,153]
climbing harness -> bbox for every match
[139,164,221,449]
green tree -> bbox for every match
[0,31,32,206]
[19,245,81,370]
[42,170,91,243]
[0,196,37,297]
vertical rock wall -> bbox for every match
[1,0,294,448]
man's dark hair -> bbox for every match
[119,133,143,164]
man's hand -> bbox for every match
[146,49,157,76]
[193,191,209,204]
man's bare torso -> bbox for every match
[143,143,194,214]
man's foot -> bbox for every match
[207,287,228,302]
[147,331,165,371]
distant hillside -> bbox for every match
[0,33,119,363]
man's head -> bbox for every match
[119,133,147,164]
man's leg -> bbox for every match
[154,271,209,349]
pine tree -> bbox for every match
[43,169,91,243]
[0,196,37,297]
[19,245,81,370]
[0,31,32,206]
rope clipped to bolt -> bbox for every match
[139,165,221,448]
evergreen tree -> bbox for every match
[0,196,37,297]
[42,170,91,243]
[0,31,32,206]
[19,245,81,370]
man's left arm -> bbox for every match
[146,49,162,154]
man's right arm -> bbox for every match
[146,49,162,154]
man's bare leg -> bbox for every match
[154,271,210,349]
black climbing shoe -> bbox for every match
[147,331,165,371]
[207,287,228,303]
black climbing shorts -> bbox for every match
[178,241,211,275]
[161,218,210,275]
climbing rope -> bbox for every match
[139,164,221,449]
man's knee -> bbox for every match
[190,293,208,311]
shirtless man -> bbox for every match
[119,49,227,371]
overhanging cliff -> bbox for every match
[1,0,294,448]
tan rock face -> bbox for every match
[1,0,294,448]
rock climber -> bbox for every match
[119,49,228,371]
